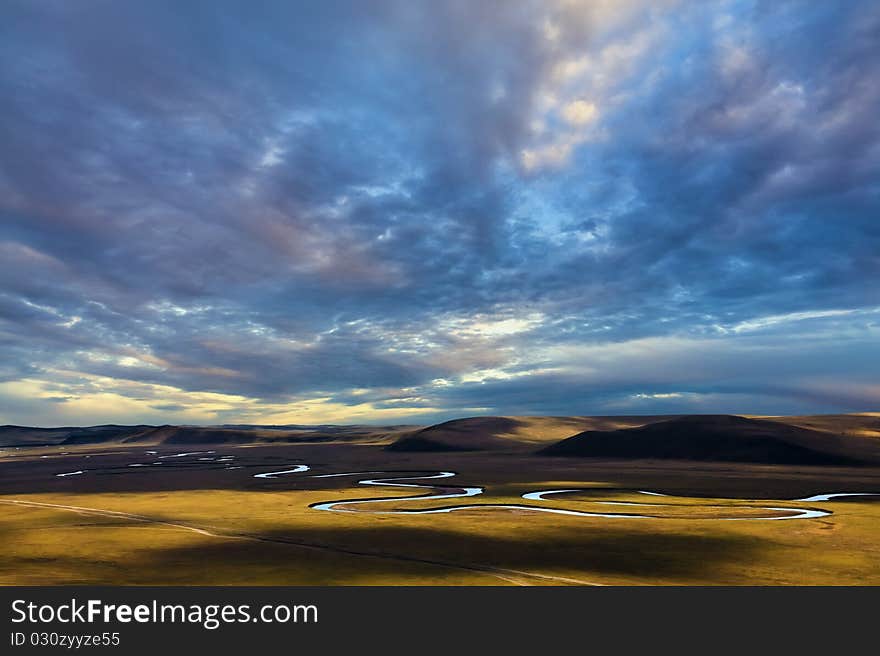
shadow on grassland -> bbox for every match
[134,523,768,584]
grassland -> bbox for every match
[1,439,878,586]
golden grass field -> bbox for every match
[1,434,879,586]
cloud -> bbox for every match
[0,1,878,424]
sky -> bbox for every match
[0,0,878,426]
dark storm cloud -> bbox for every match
[0,0,878,423]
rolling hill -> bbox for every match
[0,424,155,446]
[539,414,880,465]
[758,413,880,439]
[0,423,416,447]
[386,415,675,452]
[5,414,878,463]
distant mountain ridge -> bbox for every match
[0,423,417,447]
[4,414,879,466]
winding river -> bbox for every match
[253,464,311,479]
[299,470,879,521]
[39,452,877,522]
